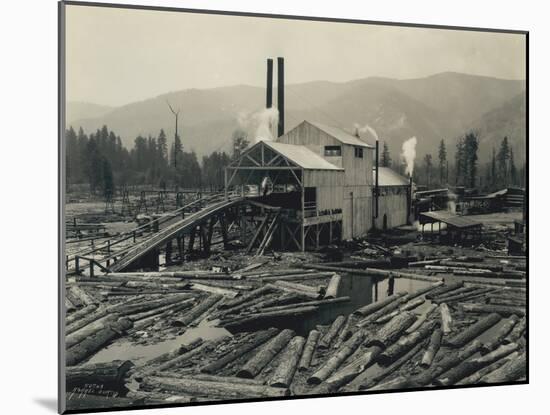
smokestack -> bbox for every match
[407,175,413,225]
[375,139,379,219]
[266,58,273,109]
[277,57,284,137]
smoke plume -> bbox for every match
[401,137,417,176]
[354,123,379,142]
[237,107,279,143]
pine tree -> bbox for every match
[438,139,447,185]
[455,138,465,186]
[497,137,511,187]
[232,129,249,159]
[381,142,392,167]
[424,154,433,187]
[510,148,517,186]
[464,132,479,188]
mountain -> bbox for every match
[66,102,113,126]
[468,91,526,162]
[67,72,526,162]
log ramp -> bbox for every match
[64,256,526,404]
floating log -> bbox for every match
[131,301,198,332]
[333,316,354,349]
[460,304,525,317]
[355,341,426,391]
[431,286,479,303]
[420,328,442,368]
[237,329,295,378]
[402,281,445,302]
[479,352,526,383]
[128,298,194,322]
[366,375,410,391]
[142,375,289,399]
[113,293,195,315]
[145,338,204,368]
[201,328,279,374]
[405,304,438,334]
[425,281,464,300]
[456,351,519,385]
[250,292,305,311]
[480,315,518,354]
[219,285,276,309]
[260,272,334,282]
[318,315,347,349]
[66,318,133,366]
[378,320,437,366]
[440,303,453,335]
[66,304,98,326]
[323,346,383,391]
[69,286,97,306]
[434,342,519,386]
[222,306,319,331]
[66,314,118,348]
[353,292,407,317]
[146,336,229,375]
[190,283,239,298]
[504,316,526,344]
[357,294,410,327]
[66,308,110,335]
[445,313,501,348]
[408,259,445,267]
[410,340,483,386]
[257,296,350,314]
[298,330,320,371]
[437,287,495,304]
[307,330,366,385]
[211,293,280,320]
[324,274,342,299]
[171,295,222,327]
[273,280,323,299]
[487,297,526,307]
[401,297,426,311]
[65,297,76,313]
[269,336,306,388]
[66,360,134,388]
[443,261,503,272]
[172,373,265,385]
[366,312,417,349]
[296,264,442,283]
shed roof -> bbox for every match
[419,210,482,229]
[262,140,344,171]
[305,121,374,148]
[375,167,410,187]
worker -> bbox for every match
[261,176,270,196]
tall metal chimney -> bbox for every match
[277,57,284,137]
[375,140,379,219]
[266,58,273,109]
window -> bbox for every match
[354,147,363,158]
[324,145,341,156]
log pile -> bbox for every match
[64,252,526,407]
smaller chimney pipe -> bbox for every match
[266,59,273,108]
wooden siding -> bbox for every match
[303,170,345,213]
[279,122,373,185]
[374,186,409,229]
[343,185,373,239]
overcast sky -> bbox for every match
[65,4,526,107]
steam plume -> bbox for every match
[238,107,279,143]
[354,123,379,142]
[401,136,417,176]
